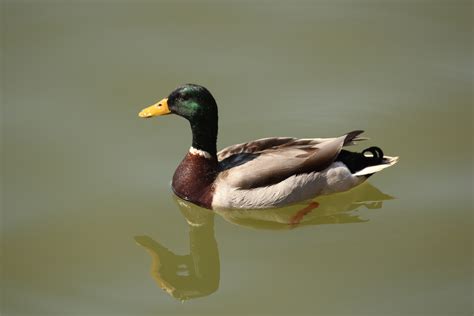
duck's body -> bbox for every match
[172,135,397,210]
[139,84,398,210]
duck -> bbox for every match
[138,84,398,210]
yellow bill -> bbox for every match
[138,98,170,118]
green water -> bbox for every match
[2,1,472,315]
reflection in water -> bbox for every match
[135,182,393,300]
[135,204,219,301]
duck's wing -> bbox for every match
[217,130,366,161]
[217,130,365,190]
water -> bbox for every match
[2,1,472,315]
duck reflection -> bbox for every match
[135,203,218,301]
[135,182,393,300]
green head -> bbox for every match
[167,84,218,121]
[139,84,219,157]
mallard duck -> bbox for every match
[139,84,398,210]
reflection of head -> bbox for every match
[135,201,219,301]
[214,182,394,230]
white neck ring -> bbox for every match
[189,147,213,159]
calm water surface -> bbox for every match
[3,1,472,315]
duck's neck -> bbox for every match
[172,118,219,208]
[190,117,218,158]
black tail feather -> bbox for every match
[362,147,384,160]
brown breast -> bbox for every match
[172,153,218,209]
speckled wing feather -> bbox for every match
[216,131,364,189]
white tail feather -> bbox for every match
[353,156,399,176]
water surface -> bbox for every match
[2,1,472,315]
